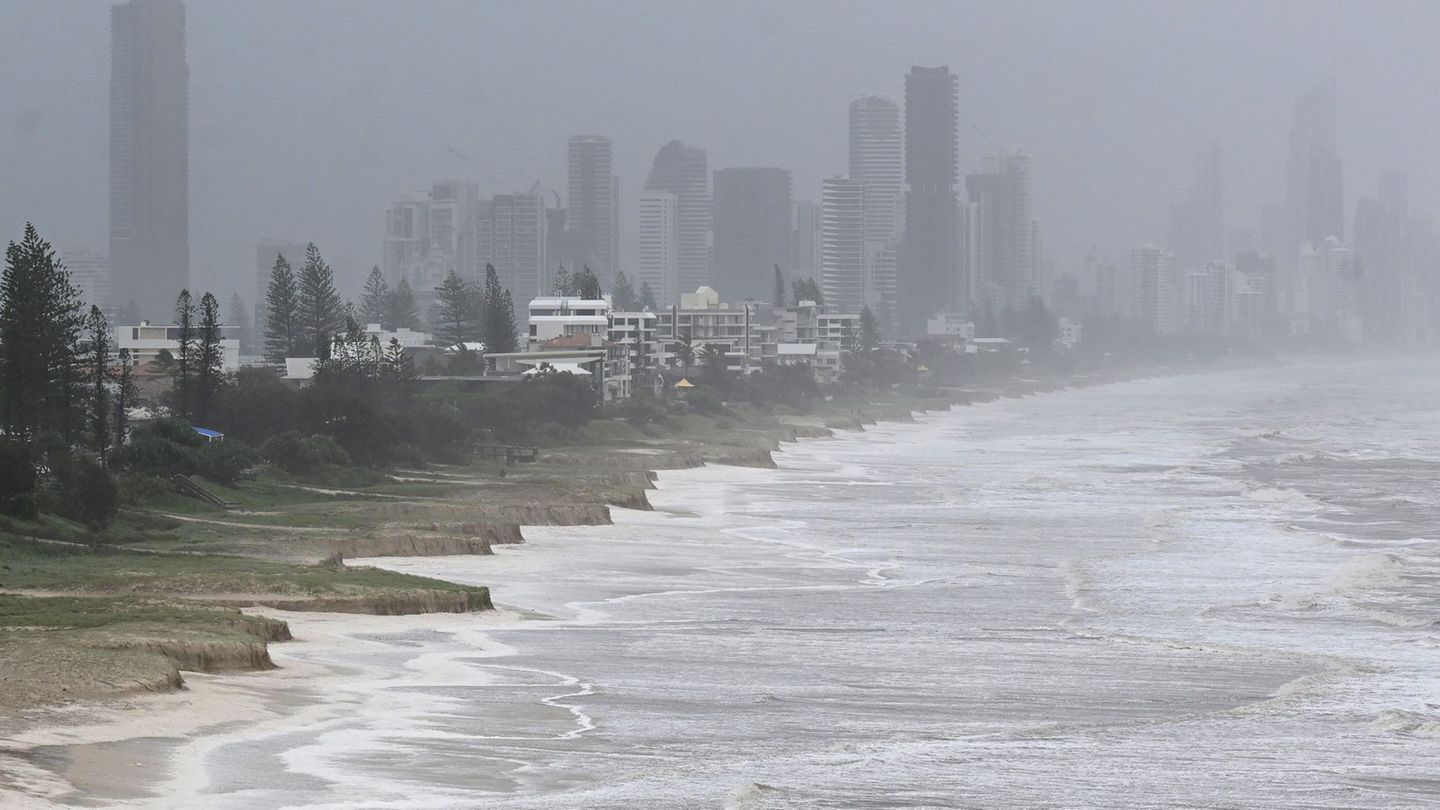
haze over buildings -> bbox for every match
[5,1,1440,348]
[108,0,188,321]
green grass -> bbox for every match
[0,533,477,597]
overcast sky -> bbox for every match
[1,0,1436,301]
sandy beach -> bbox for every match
[1,607,524,808]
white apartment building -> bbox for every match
[526,295,610,348]
[637,191,679,307]
[115,322,242,372]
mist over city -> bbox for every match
[3,2,1440,808]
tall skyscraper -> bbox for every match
[792,200,822,291]
[110,0,188,320]
[820,178,866,315]
[966,152,1036,308]
[644,141,710,297]
[712,167,793,302]
[850,95,904,334]
[478,193,548,316]
[900,66,959,333]
[1130,245,1173,335]
[1283,80,1345,317]
[566,136,619,281]
[637,191,679,306]
[849,96,903,244]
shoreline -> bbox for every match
[0,357,1275,806]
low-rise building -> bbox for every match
[527,296,610,348]
[115,321,241,372]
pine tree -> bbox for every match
[481,263,518,353]
[86,306,112,463]
[791,278,824,307]
[114,348,135,448]
[499,289,517,351]
[773,264,786,308]
[577,265,603,299]
[384,278,420,330]
[0,224,83,439]
[381,337,415,383]
[264,254,300,364]
[296,243,342,358]
[434,269,477,347]
[173,289,196,420]
[360,266,389,328]
[552,264,573,296]
[612,271,638,311]
[195,292,224,423]
[640,281,657,310]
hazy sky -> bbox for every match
[1,0,1436,302]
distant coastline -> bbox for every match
[0,352,1274,806]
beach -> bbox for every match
[7,358,1440,808]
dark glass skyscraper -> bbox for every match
[110,0,189,320]
[901,66,958,332]
[566,135,619,281]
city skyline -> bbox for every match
[4,1,1440,321]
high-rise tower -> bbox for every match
[900,66,959,333]
[966,152,1036,308]
[820,178,867,315]
[644,141,710,297]
[849,96,903,245]
[566,136,619,281]
[110,0,189,320]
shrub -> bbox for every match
[114,417,204,478]
[262,432,351,473]
[616,389,669,426]
[35,453,119,531]
[195,440,259,485]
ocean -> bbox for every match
[190,359,1440,809]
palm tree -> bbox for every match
[699,342,728,387]
[675,334,696,379]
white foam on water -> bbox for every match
[184,359,1440,808]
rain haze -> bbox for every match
[5,2,1440,809]
[2,1,1438,294]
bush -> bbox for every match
[262,432,351,474]
[195,441,259,485]
[69,458,120,530]
[114,417,204,478]
[35,453,119,531]
[118,473,172,505]
[616,389,669,426]
[681,385,728,416]
[0,439,38,519]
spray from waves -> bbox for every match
[724,781,780,810]
[1242,484,1328,510]
[1370,709,1440,738]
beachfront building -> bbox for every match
[608,310,662,394]
[115,321,241,372]
[656,287,765,373]
[527,295,611,349]
[763,299,859,384]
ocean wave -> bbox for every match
[724,782,780,809]
[1243,485,1324,509]
[1371,709,1440,738]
